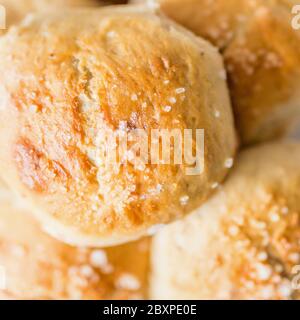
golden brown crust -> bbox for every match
[0,6,236,246]
[138,0,300,145]
[133,0,265,49]
[151,142,300,300]
[0,180,150,300]
[224,4,300,144]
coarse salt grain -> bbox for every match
[80,265,94,278]
[270,213,280,222]
[131,94,138,101]
[175,87,186,94]
[215,110,221,118]
[228,225,239,236]
[117,273,141,291]
[224,158,234,168]
[257,252,268,261]
[211,182,219,189]
[256,264,272,281]
[90,250,108,268]
[29,104,38,113]
[169,97,177,104]
[163,105,172,112]
[278,282,292,298]
[107,31,116,38]
[156,184,163,192]
[289,253,300,263]
[180,195,189,206]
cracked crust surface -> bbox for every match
[0,180,149,300]
[151,141,300,300]
[136,0,300,145]
[0,6,236,246]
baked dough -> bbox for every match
[132,0,264,49]
[151,142,300,300]
[136,0,300,144]
[0,180,149,300]
[0,6,236,246]
[224,2,300,144]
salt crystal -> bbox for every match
[156,184,163,192]
[289,253,300,263]
[131,94,138,101]
[278,282,292,298]
[80,265,94,278]
[256,264,272,281]
[163,105,172,112]
[228,225,239,236]
[270,213,280,222]
[257,252,268,261]
[215,110,221,118]
[224,158,234,168]
[90,250,108,268]
[175,88,186,94]
[211,182,219,189]
[117,273,141,291]
[169,97,177,104]
[29,104,38,113]
[180,195,189,206]
[107,31,116,38]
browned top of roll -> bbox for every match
[0,6,236,246]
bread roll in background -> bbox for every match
[224,3,300,144]
[136,0,300,145]
[151,142,300,300]
[0,6,236,247]
[133,0,264,49]
[0,180,149,300]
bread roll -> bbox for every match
[0,180,149,300]
[0,6,236,247]
[133,0,264,49]
[224,3,300,144]
[136,0,300,145]
[151,142,300,300]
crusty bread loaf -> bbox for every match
[151,142,300,300]
[0,180,149,300]
[136,0,300,145]
[0,6,237,247]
